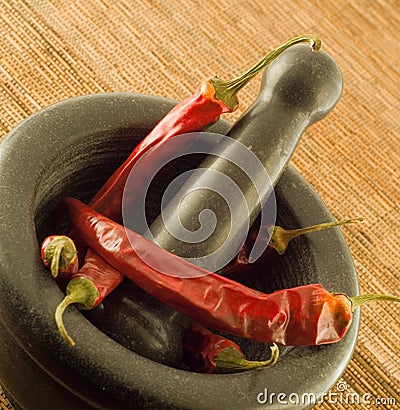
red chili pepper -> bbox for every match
[183,323,279,373]
[41,235,78,277]
[62,197,400,346]
[49,219,355,345]
[88,34,321,222]
[226,217,364,273]
[53,250,123,346]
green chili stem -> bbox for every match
[351,294,400,311]
[215,344,279,373]
[55,278,99,346]
[50,243,63,277]
[55,295,78,346]
[270,217,365,255]
[212,34,321,110]
[44,236,78,277]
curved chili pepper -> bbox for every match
[48,220,357,345]
[226,217,364,272]
[54,251,123,346]
[89,34,321,222]
[41,235,78,278]
[62,197,400,346]
[183,323,279,373]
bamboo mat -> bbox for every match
[1,0,400,409]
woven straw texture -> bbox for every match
[1,0,399,409]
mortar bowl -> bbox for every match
[0,93,359,409]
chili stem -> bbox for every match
[42,235,78,278]
[55,295,78,346]
[55,277,99,346]
[216,344,279,372]
[351,294,400,311]
[270,217,365,255]
[50,243,63,278]
[212,34,321,109]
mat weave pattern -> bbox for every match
[1,1,399,409]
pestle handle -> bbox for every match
[145,44,343,271]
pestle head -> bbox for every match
[259,44,343,124]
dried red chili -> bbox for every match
[88,34,321,223]
[54,251,123,346]
[62,197,400,346]
[46,219,359,345]
[183,323,279,373]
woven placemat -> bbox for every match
[1,0,399,408]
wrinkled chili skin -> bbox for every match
[63,197,354,346]
[89,79,231,222]
[73,251,123,308]
[183,322,241,373]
